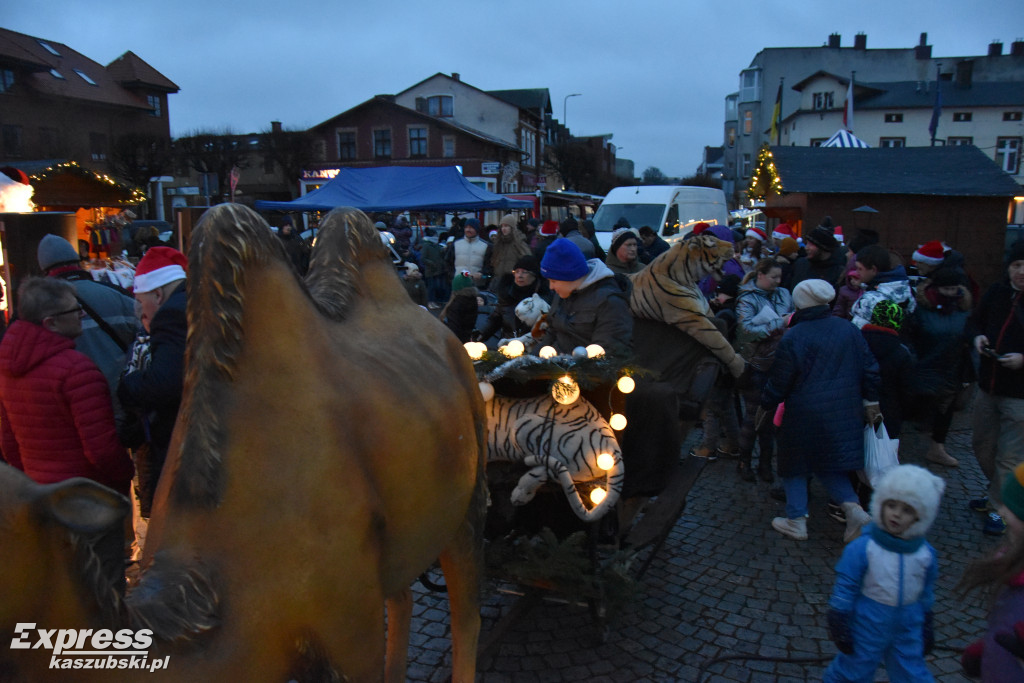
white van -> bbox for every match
[591,185,729,251]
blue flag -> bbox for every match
[928,87,942,140]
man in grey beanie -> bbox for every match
[37,234,139,436]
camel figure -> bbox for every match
[0,205,486,682]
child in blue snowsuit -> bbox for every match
[824,464,945,682]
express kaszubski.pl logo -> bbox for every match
[10,623,170,672]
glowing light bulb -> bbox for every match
[502,339,525,357]
[590,488,607,505]
[616,376,635,394]
[463,342,486,360]
[585,344,605,358]
[478,382,494,402]
[609,413,627,431]
[538,345,558,359]
[597,453,615,471]
[551,375,580,405]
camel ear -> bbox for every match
[34,478,130,535]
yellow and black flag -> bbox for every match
[769,80,783,144]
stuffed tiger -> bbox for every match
[629,233,746,378]
[484,393,624,522]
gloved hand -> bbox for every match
[827,609,854,655]
[863,401,882,426]
[961,639,984,678]
[754,406,770,431]
[923,610,935,655]
[994,620,1024,661]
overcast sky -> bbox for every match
[6,1,1022,178]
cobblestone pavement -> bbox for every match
[406,409,999,682]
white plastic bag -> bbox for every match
[861,422,900,488]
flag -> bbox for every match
[843,78,854,132]
[769,81,782,144]
[928,86,943,141]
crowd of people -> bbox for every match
[1,207,1022,682]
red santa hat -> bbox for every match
[745,226,767,242]
[912,240,946,266]
[692,222,711,235]
[539,220,559,236]
[833,225,844,244]
[772,223,794,240]
[133,246,187,293]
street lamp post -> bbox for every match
[563,93,582,129]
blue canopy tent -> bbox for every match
[254,166,532,212]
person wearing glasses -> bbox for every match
[0,276,132,495]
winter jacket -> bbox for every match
[970,279,1024,399]
[489,229,533,291]
[442,287,479,343]
[906,283,972,392]
[734,282,794,354]
[0,320,132,494]
[559,229,596,259]
[850,265,917,329]
[445,236,493,284]
[762,305,880,478]
[118,282,186,511]
[861,325,916,436]
[640,234,671,264]
[540,260,633,359]
[418,237,445,279]
[787,248,847,294]
[477,273,550,341]
[604,250,644,276]
[832,276,862,320]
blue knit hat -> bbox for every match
[541,238,588,281]
[464,218,481,231]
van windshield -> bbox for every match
[592,203,665,234]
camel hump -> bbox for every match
[305,207,391,321]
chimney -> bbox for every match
[828,33,841,48]
[452,72,460,81]
[989,41,1004,56]
[955,60,974,88]
[915,32,932,60]
[854,33,867,50]
[1012,40,1024,57]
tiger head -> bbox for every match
[650,233,735,285]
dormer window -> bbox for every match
[37,40,61,57]
[50,69,64,80]
[415,95,453,117]
[74,69,97,85]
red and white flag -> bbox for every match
[843,79,854,132]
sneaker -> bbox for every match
[827,502,847,524]
[969,498,991,513]
[772,516,808,540]
[984,512,1007,536]
[688,446,718,461]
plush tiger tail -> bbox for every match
[516,453,623,522]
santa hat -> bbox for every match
[539,220,559,236]
[133,246,187,293]
[912,241,946,266]
[772,223,794,241]
[833,225,844,244]
[745,226,767,242]
[692,222,711,236]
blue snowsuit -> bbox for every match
[824,523,938,682]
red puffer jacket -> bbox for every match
[0,320,132,494]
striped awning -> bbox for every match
[822,130,871,148]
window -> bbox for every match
[373,129,391,158]
[1004,112,1023,122]
[39,127,61,156]
[948,136,973,146]
[0,69,15,93]
[50,69,64,80]
[74,69,97,86]
[884,113,903,123]
[727,126,736,147]
[810,138,827,147]
[145,94,161,117]
[415,95,453,117]
[37,40,61,57]
[742,111,752,135]
[2,125,23,157]
[742,153,751,178]
[408,127,427,157]
[89,132,107,161]
[812,92,835,110]
[442,136,455,158]
[879,137,905,148]
[953,112,972,122]
[337,130,356,160]
[996,137,1021,174]
[739,69,760,102]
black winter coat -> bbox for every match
[969,280,1024,399]
[861,325,916,436]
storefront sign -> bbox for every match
[481,162,500,175]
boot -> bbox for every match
[757,459,774,483]
[925,441,959,467]
[771,516,808,540]
[841,502,871,543]
[737,459,756,482]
